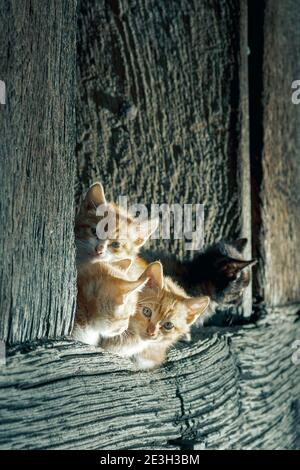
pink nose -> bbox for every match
[147,323,156,336]
[95,246,104,255]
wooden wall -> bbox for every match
[76,0,251,254]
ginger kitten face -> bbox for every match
[75,182,158,266]
[74,260,147,344]
[130,262,210,345]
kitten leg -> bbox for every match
[133,346,166,371]
[133,355,159,370]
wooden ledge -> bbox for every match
[1,309,300,449]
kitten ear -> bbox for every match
[140,261,164,290]
[116,276,148,304]
[134,218,159,247]
[231,238,248,252]
[111,259,133,272]
[220,257,257,277]
[119,278,147,294]
[184,296,210,325]
[84,182,106,210]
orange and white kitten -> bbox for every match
[75,182,158,267]
[72,259,151,346]
[100,262,210,370]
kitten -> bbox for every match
[144,238,257,321]
[100,261,210,370]
[75,182,158,267]
[72,259,149,346]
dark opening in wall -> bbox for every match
[248,0,265,305]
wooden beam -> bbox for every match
[1,309,299,449]
[0,0,77,343]
[252,0,300,307]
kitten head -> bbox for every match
[190,238,257,308]
[75,182,158,265]
[75,260,147,341]
[130,261,210,345]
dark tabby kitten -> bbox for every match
[143,238,256,325]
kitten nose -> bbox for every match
[95,244,104,255]
[147,323,156,336]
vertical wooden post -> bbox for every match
[252,0,300,308]
[0,0,77,343]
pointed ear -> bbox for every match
[140,261,164,290]
[117,276,147,300]
[220,257,257,277]
[84,182,106,210]
[231,238,248,252]
[111,259,133,272]
[134,218,159,247]
[184,296,210,325]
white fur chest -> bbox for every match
[115,338,148,357]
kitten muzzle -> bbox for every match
[95,242,106,255]
[146,322,158,337]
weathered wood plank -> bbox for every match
[76,0,250,251]
[252,0,300,306]
[1,310,299,449]
[0,0,77,343]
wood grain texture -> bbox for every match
[0,1,77,343]
[76,0,251,255]
[253,0,300,306]
[1,309,299,450]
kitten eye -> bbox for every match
[143,307,152,318]
[111,241,120,249]
[163,321,174,330]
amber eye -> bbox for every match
[143,307,152,318]
[111,241,120,249]
[163,321,174,330]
